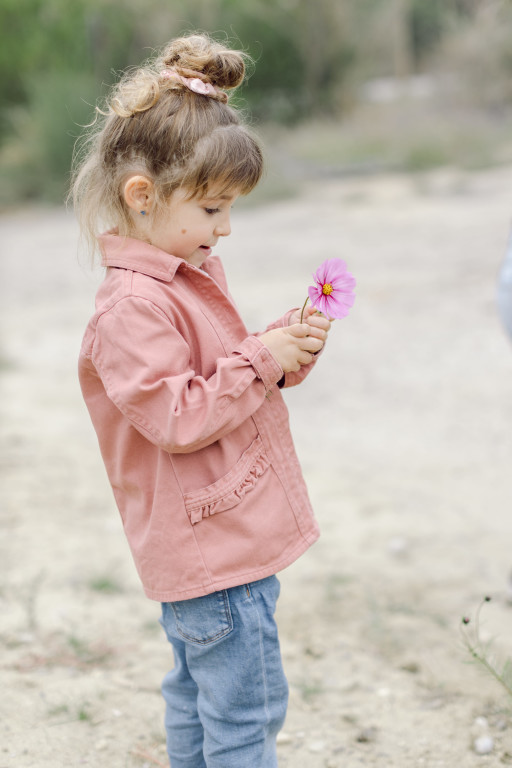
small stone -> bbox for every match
[495,718,507,731]
[471,716,490,742]
[388,536,408,557]
[356,726,378,743]
[473,735,494,755]
[95,740,108,751]
[401,661,420,674]
[304,644,325,659]
[308,740,326,753]
[277,732,293,745]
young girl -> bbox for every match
[73,33,331,768]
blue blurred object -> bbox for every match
[497,229,512,339]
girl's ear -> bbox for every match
[123,175,154,214]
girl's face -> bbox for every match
[149,187,239,267]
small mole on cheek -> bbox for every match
[181,229,187,234]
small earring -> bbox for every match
[140,210,146,216]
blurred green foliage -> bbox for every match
[0,0,511,204]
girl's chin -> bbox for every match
[186,247,211,267]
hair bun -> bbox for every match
[161,34,246,90]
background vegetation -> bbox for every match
[1,0,512,205]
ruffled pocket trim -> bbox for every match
[184,436,270,524]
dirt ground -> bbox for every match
[2,166,512,768]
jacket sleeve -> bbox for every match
[91,296,284,454]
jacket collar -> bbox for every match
[99,230,184,282]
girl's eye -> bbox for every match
[204,207,220,215]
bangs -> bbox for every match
[182,124,264,198]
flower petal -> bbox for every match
[314,258,347,285]
[307,257,356,319]
[330,272,356,289]
[310,294,329,315]
[312,285,354,318]
[308,284,323,304]
[325,297,350,318]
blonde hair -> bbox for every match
[70,34,263,259]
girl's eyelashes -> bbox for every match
[204,208,220,215]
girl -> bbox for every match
[73,33,331,768]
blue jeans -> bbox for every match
[159,575,289,768]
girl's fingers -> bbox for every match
[287,323,312,338]
[301,335,324,354]
[287,324,324,352]
[305,325,328,341]
[307,313,331,330]
[290,322,327,345]
[305,316,331,342]
[298,350,314,366]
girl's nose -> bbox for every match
[214,213,231,237]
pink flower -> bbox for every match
[307,258,356,318]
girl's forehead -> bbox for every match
[192,186,241,204]
[171,186,240,207]
[202,190,239,203]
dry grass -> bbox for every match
[261,101,512,177]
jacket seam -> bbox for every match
[92,299,267,453]
[165,452,214,587]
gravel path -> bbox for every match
[2,167,512,767]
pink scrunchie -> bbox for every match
[160,70,219,98]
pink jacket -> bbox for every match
[78,232,320,602]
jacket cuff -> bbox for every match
[233,336,284,391]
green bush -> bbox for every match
[0,72,99,202]
[1,0,511,204]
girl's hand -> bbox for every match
[289,305,332,343]
[259,324,324,372]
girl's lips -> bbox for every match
[199,245,212,255]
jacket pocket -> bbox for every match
[184,436,270,524]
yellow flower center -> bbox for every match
[322,283,334,296]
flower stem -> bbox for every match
[300,297,309,323]
[460,597,512,699]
